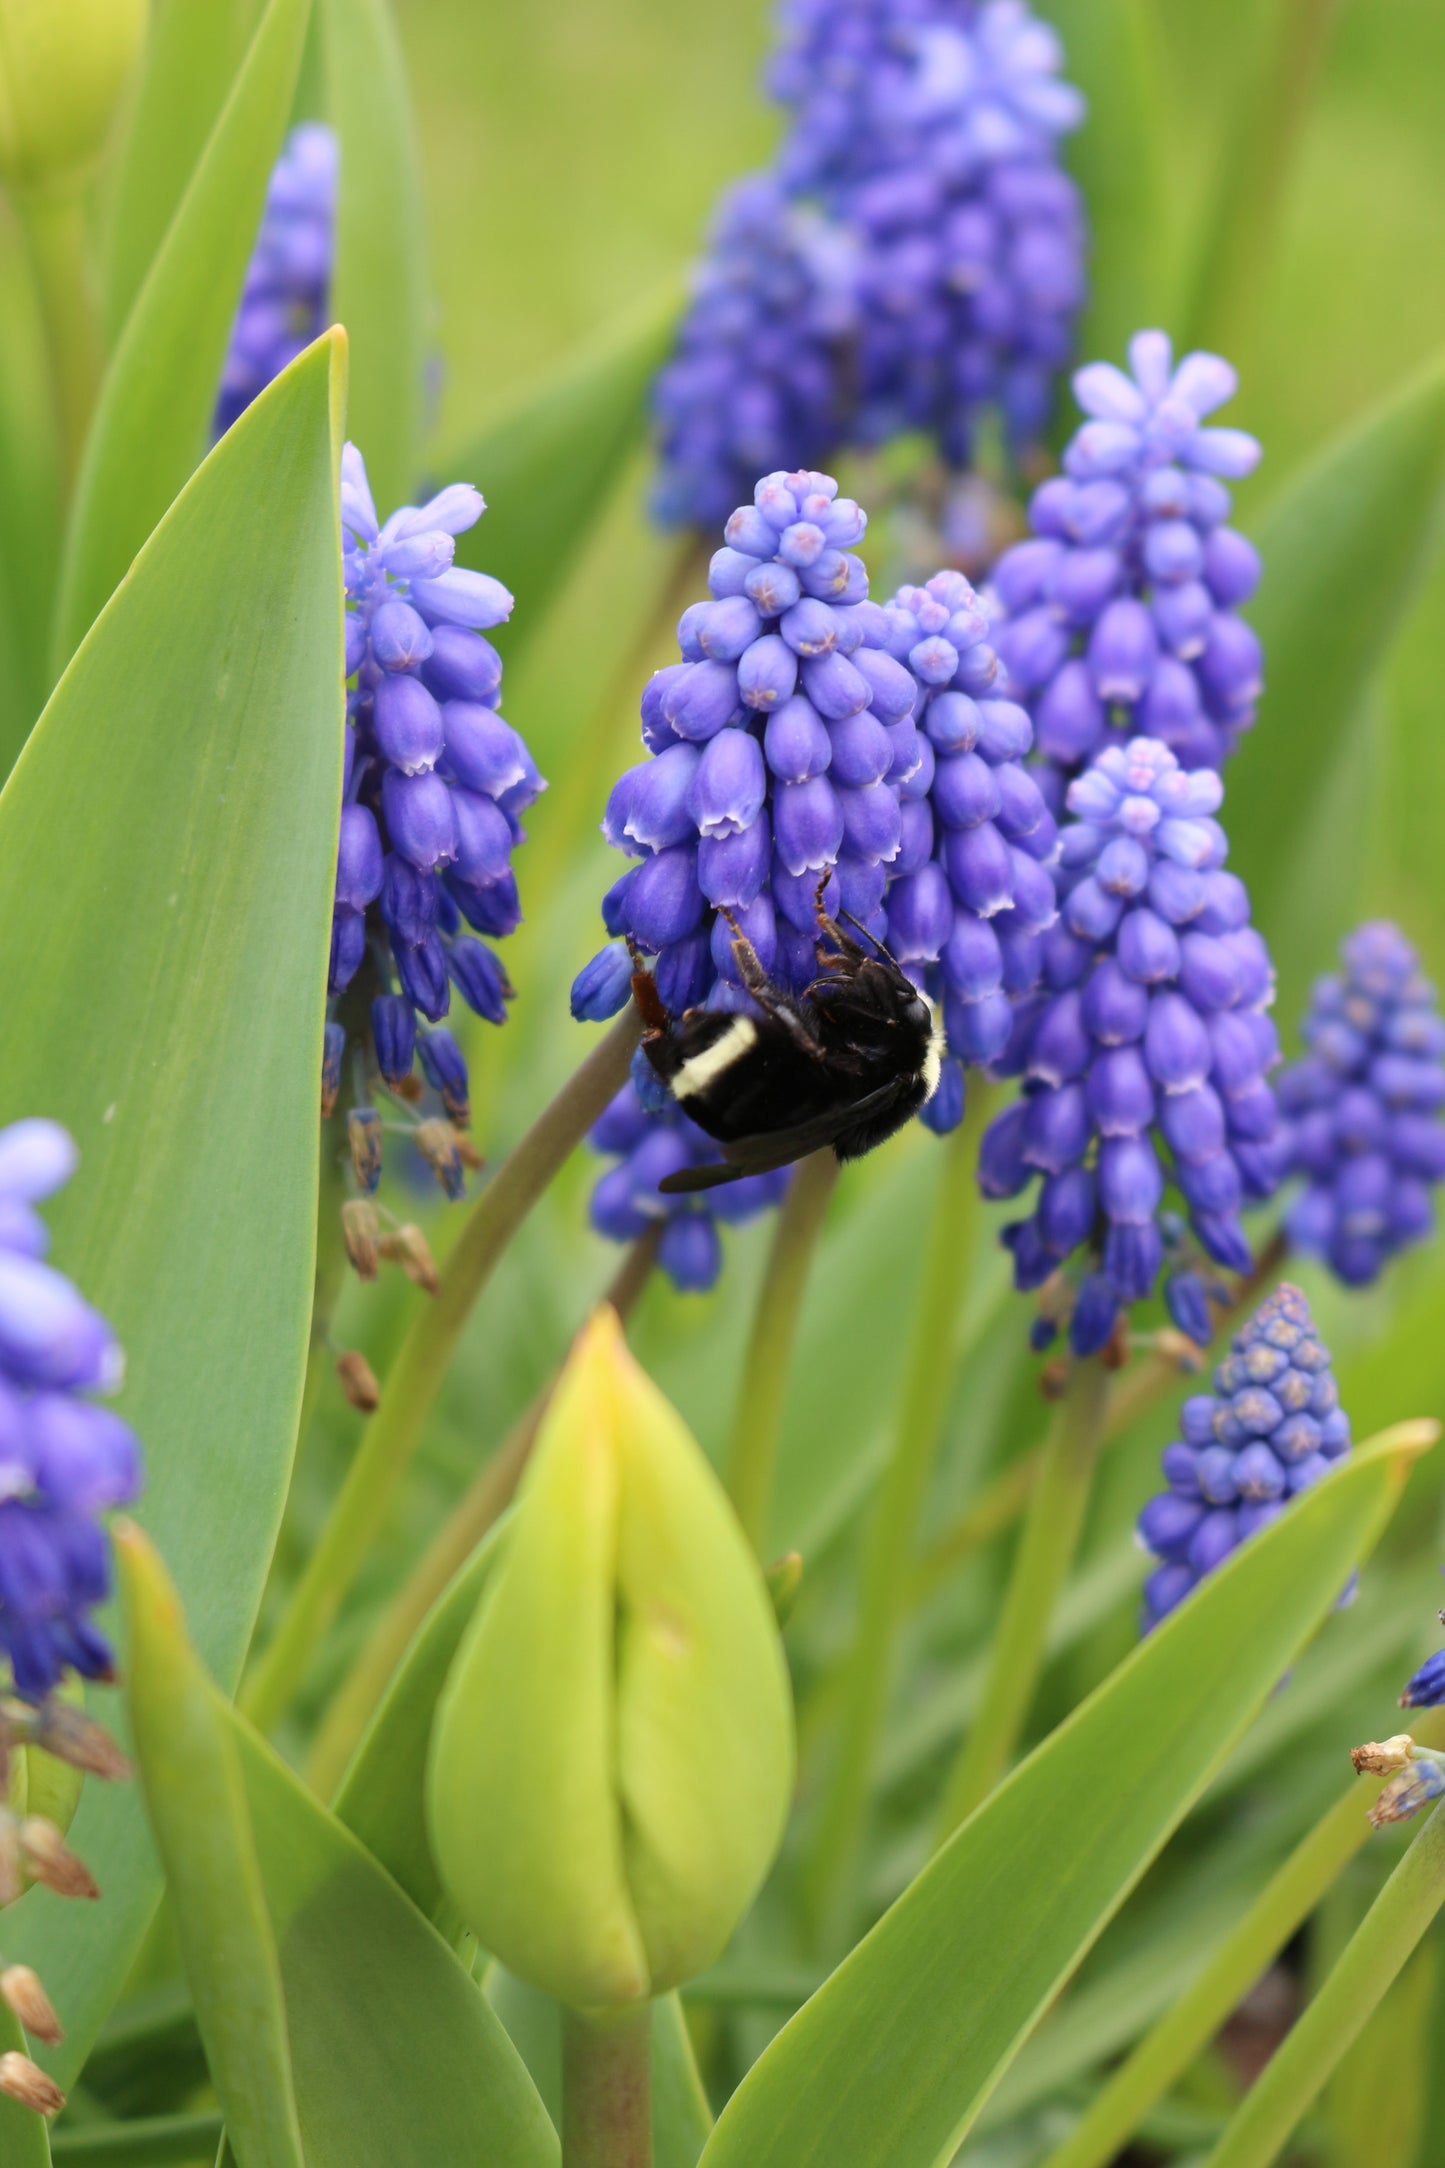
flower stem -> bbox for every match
[801,1089,990,1949]
[935,1353,1110,1845]
[724,1149,841,1553]
[1202,1792,1445,2168]
[240,1009,642,1734]
[562,2002,653,2168]
[303,1225,660,1797]
[15,186,103,496]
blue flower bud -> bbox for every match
[571,942,635,1023]
[372,995,416,1087]
[418,1029,470,1123]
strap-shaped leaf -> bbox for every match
[54,0,311,667]
[100,0,265,344]
[0,2002,52,2166]
[319,0,426,515]
[698,1425,1430,2168]
[0,332,346,2085]
[1229,352,1445,1000]
[117,1525,305,2168]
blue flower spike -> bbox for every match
[1136,1283,1349,1632]
[328,444,543,1236]
[1278,921,1445,1287]
[987,328,1262,811]
[980,735,1285,1355]
[214,122,337,438]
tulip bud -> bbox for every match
[0,0,148,196]
[426,1307,794,2009]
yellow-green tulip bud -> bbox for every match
[426,1306,795,2009]
[0,0,147,195]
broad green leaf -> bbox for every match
[320,0,426,516]
[1228,353,1445,1000]
[1040,0,1167,365]
[100,0,265,344]
[54,0,311,668]
[698,1426,1427,2168]
[447,288,678,654]
[117,1525,305,2168]
[229,1704,559,2167]
[0,333,346,2082]
[0,2002,51,2166]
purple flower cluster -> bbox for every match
[329,445,543,1191]
[1277,922,1445,1288]
[980,737,1284,1355]
[214,122,336,439]
[587,1080,790,1294]
[987,330,1263,812]
[1136,1283,1348,1630]
[573,466,921,1282]
[652,175,858,531]
[655,0,1086,526]
[880,568,1056,1126]
[0,1121,142,1700]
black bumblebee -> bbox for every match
[632,888,945,1195]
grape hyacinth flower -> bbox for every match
[987,329,1263,811]
[1136,1284,1349,1630]
[771,0,1087,469]
[653,174,858,530]
[572,465,920,1273]
[587,1079,789,1293]
[0,1120,142,1701]
[329,444,544,1200]
[1277,922,1445,1287]
[214,122,337,439]
[881,567,1057,1125]
[980,736,1285,1356]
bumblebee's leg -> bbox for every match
[626,940,671,1038]
[811,871,868,971]
[718,907,826,1055]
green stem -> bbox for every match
[562,2002,653,2168]
[240,1009,642,1733]
[935,1355,1109,1844]
[14,185,103,495]
[725,1149,841,1553]
[801,1090,990,1949]
[304,1224,661,1797]
[1203,1795,1445,2168]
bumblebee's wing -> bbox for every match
[656,1078,913,1193]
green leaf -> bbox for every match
[447,287,678,654]
[0,226,62,776]
[1228,353,1445,1001]
[53,0,311,668]
[0,332,346,2083]
[318,0,426,514]
[0,2002,52,2167]
[116,1524,306,2168]
[228,1703,560,2167]
[100,0,265,344]
[697,1425,1428,2168]
[1040,0,1168,365]
[50,2112,220,2163]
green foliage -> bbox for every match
[319,0,426,514]
[0,2003,52,2166]
[53,0,312,668]
[699,1429,1423,2168]
[0,334,345,2085]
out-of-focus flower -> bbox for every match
[884,567,1056,1123]
[980,736,1285,1355]
[0,1120,142,1701]
[988,329,1262,810]
[1136,1283,1348,1630]
[653,175,858,531]
[0,0,146,194]
[214,122,337,439]
[1277,921,1445,1287]
[328,443,543,1206]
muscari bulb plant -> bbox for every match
[988,329,1264,811]
[5,4,1445,2162]
[655,0,1086,525]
